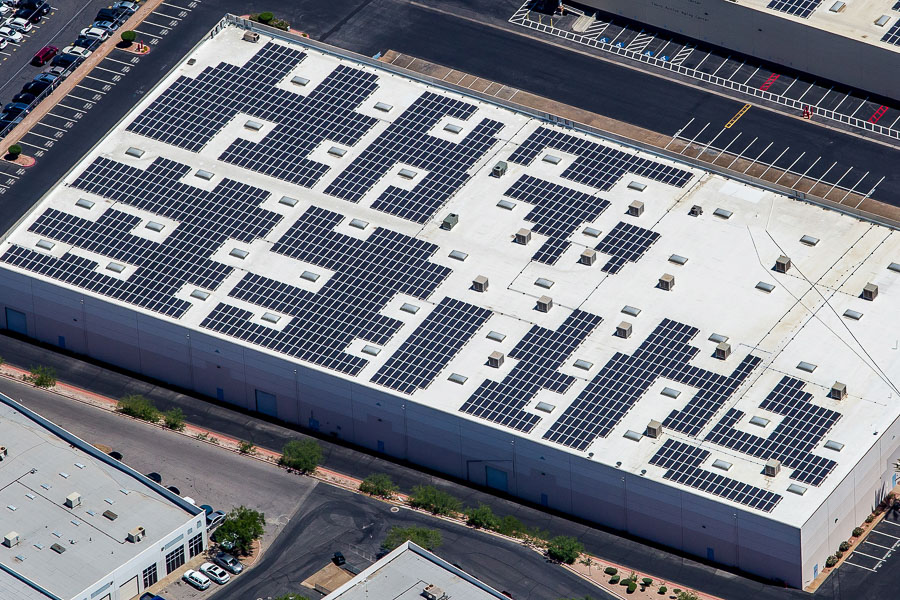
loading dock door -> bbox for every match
[119,576,138,600]
[5,308,26,335]
[255,390,278,418]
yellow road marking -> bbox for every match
[725,103,751,128]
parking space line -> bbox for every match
[46,112,76,122]
[102,56,135,66]
[848,97,869,118]
[711,56,732,77]
[862,540,894,551]
[141,20,171,30]
[84,75,115,84]
[24,130,57,142]
[742,67,759,85]
[692,51,711,70]
[852,550,887,561]
[56,103,86,113]
[832,94,850,112]
[162,1,191,9]
[34,121,67,132]
[153,11,182,20]
[870,529,900,540]
[133,29,162,39]
[814,88,834,107]
[724,60,744,80]
[65,94,93,103]
[93,65,124,75]
[796,82,817,102]
[75,84,106,95]
[842,560,878,572]
[15,139,43,150]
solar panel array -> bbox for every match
[1,157,281,317]
[503,175,610,264]
[705,376,840,486]
[325,91,505,224]
[882,19,900,46]
[459,310,603,432]
[766,0,822,18]
[650,439,782,512]
[595,222,660,274]
[507,127,693,191]
[371,297,492,394]
[543,319,761,450]
[200,205,451,375]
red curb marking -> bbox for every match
[759,73,779,91]
[869,105,889,124]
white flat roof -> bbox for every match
[2,24,899,527]
[0,395,200,600]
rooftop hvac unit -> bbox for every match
[0,446,5,461]
[423,584,447,600]
[491,161,508,177]
[440,213,459,231]
[3,532,18,548]
[126,526,145,543]
[580,248,596,266]
[646,420,663,439]
[488,351,505,368]
[830,382,847,400]
[64,493,81,508]
[616,321,632,339]
[715,342,731,360]
[775,255,791,273]
[472,275,489,292]
[515,228,532,245]
[658,273,675,291]
[536,296,553,313]
[628,200,644,217]
[688,205,703,217]
[242,31,260,43]
[863,283,878,301]
[764,459,781,477]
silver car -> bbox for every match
[213,551,243,574]
[199,561,230,584]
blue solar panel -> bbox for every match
[595,222,659,274]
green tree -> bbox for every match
[7,144,21,158]
[677,591,700,600]
[546,535,584,564]
[409,485,462,516]
[120,30,136,43]
[465,504,500,530]
[257,11,274,23]
[163,407,185,431]
[25,365,56,388]
[117,394,159,422]
[382,526,442,551]
[238,440,256,455]
[212,506,265,555]
[279,439,321,472]
[359,473,398,498]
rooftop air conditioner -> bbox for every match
[64,493,81,508]
[126,526,145,543]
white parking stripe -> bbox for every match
[103,56,134,66]
[141,20,171,30]
[75,84,106,94]
[93,65,124,75]
[852,550,887,561]
[15,139,43,149]
[84,75,115,84]
[862,539,894,550]
[66,94,92,103]
[133,29,162,39]
[46,112,75,121]
[153,11,182,20]
[871,529,900,540]
[34,121,67,132]
[24,130,57,142]
[56,103,86,113]
[162,1,191,10]
[842,561,877,572]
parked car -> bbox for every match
[91,20,118,32]
[112,0,138,14]
[181,569,210,591]
[0,38,7,50]
[0,25,23,43]
[14,7,41,22]
[207,510,226,527]
[213,552,243,574]
[0,4,12,18]
[17,0,49,14]
[7,17,33,33]
[42,65,66,78]
[0,112,24,130]
[333,551,346,566]
[79,27,109,41]
[62,45,91,58]
[50,53,79,68]
[31,44,57,65]
[21,79,51,95]
[32,72,58,84]
[11,92,35,104]
[3,102,30,117]
[95,8,123,23]
[198,562,230,584]
[71,36,99,49]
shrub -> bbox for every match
[26,365,56,388]
[825,554,838,568]
[359,473,398,498]
[658,586,667,595]
[604,567,618,576]
[238,440,256,455]
[465,504,500,530]
[496,515,526,537]
[642,577,653,586]
[409,485,462,516]
[7,144,21,158]
[865,514,875,523]
[257,11,273,23]
[120,30,136,43]
[546,535,584,564]
[839,541,850,552]
[852,527,864,537]
[627,582,637,594]
[382,526,442,551]
[835,550,843,558]
[676,591,699,600]
[212,506,265,555]
[279,439,321,472]
[117,394,159,422]
[163,407,185,431]
[609,575,620,584]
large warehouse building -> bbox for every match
[579,0,900,99]
[1,17,899,588]
[0,394,206,600]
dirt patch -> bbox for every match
[300,561,354,594]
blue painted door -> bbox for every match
[485,466,508,492]
[377,440,385,453]
[893,473,897,487]
[707,547,715,561]
[58,336,65,349]
[216,388,224,402]
[5,308,26,335]
[254,390,277,417]
[540,493,548,507]
[814,564,818,578]
[309,417,320,431]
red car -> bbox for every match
[31,45,58,66]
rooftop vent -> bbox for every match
[829,1,845,12]
[889,262,900,273]
[102,510,117,521]
[374,101,393,112]
[291,75,309,86]
[797,361,817,373]
[125,147,144,158]
[515,228,532,245]
[775,255,791,273]
[712,459,732,471]
[623,430,643,442]
[645,420,662,439]
[668,254,688,266]
[616,321,632,339]
[863,283,878,301]
[229,248,248,259]
[542,154,562,165]
[715,342,731,360]
[536,296,553,313]
[190,289,209,301]
[50,543,65,554]
[843,309,863,320]
[400,303,419,314]
[824,440,844,452]
[627,181,646,192]
[3,532,18,548]
[535,277,554,289]
[622,305,641,317]
[242,31,259,42]
[661,387,680,399]
[764,459,781,477]
[713,207,733,219]
[486,331,506,342]
[497,199,516,210]
[187,58,196,65]
[756,281,775,293]
[628,200,644,217]
[75,198,94,209]
[492,161,507,177]
[800,234,819,246]
[583,226,601,237]
[472,275,489,292]
[398,168,417,180]
[580,248,596,265]
[300,271,319,282]
[709,333,728,343]
[64,493,81,508]
[349,218,368,230]
[448,373,467,385]
[443,123,463,134]
[441,213,459,230]
[875,14,890,26]
[689,205,703,217]
[36,239,54,251]
[488,351,505,368]
[448,249,468,261]
[261,312,280,324]
[195,169,214,181]
[749,416,769,427]
[423,584,446,600]
[126,526,145,543]
[535,402,555,413]
[106,262,125,274]
[830,382,847,400]
[279,195,298,207]
[244,120,263,131]
[327,146,347,158]
[145,221,164,233]
[361,345,380,356]
[787,483,807,496]
[658,273,675,291]
[573,359,593,371]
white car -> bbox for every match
[0,26,23,43]
[0,5,12,17]
[198,562,230,584]
[7,18,32,33]
[79,27,109,41]
[62,45,92,58]
[181,569,211,591]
